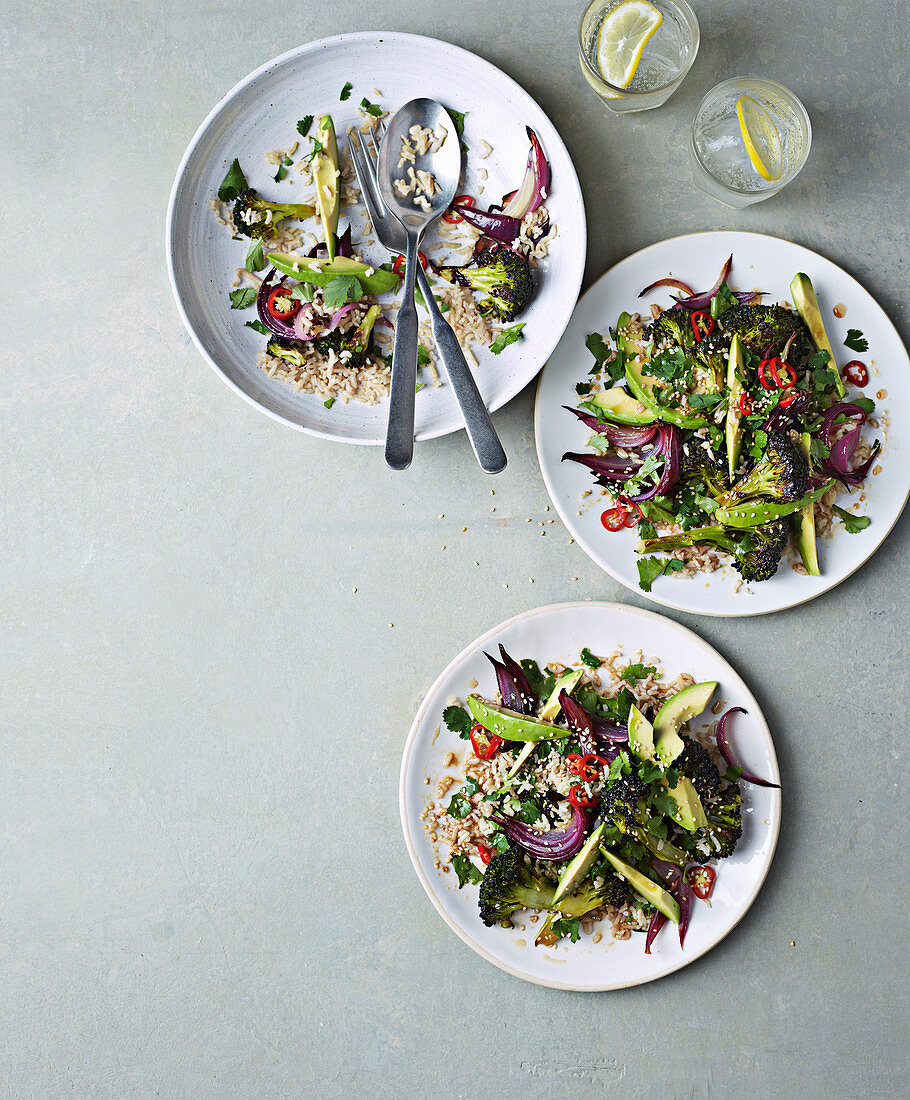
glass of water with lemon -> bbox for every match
[690,77,812,206]
[578,0,699,113]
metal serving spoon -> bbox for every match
[377,99,469,471]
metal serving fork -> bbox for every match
[348,127,507,474]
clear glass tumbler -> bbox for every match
[578,0,700,114]
[690,77,812,207]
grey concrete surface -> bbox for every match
[2,2,908,1097]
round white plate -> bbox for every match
[167,32,586,444]
[535,231,910,616]
[399,602,781,991]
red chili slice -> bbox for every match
[469,723,502,760]
[578,753,609,781]
[844,360,869,387]
[601,508,625,532]
[778,392,798,408]
[266,284,300,321]
[442,194,474,224]
[686,865,716,900]
[565,752,584,776]
[618,497,643,528]
[690,311,715,342]
[392,251,428,277]
[738,392,753,416]
[567,784,597,809]
[476,842,493,865]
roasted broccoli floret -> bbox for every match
[232,188,316,239]
[437,247,533,322]
[683,442,729,498]
[719,429,808,506]
[698,784,743,859]
[694,329,731,392]
[603,777,689,867]
[676,737,723,800]
[638,518,788,583]
[647,307,695,350]
[478,847,556,927]
[717,304,803,356]
[267,305,381,372]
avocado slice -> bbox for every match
[662,776,708,832]
[653,680,717,766]
[789,272,846,398]
[725,334,746,482]
[601,849,680,923]
[791,431,820,575]
[551,823,607,907]
[466,695,571,743]
[590,386,656,426]
[627,704,656,763]
[267,253,398,295]
[625,360,710,431]
[312,115,340,261]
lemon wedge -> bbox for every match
[596,0,663,89]
[736,95,783,181]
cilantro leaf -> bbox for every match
[245,238,265,273]
[417,345,430,366]
[637,555,671,592]
[228,287,256,310]
[339,81,353,101]
[622,663,657,684]
[489,322,525,355]
[446,108,467,137]
[323,398,335,409]
[585,331,613,372]
[244,319,270,336]
[851,396,875,415]
[650,793,680,818]
[443,705,473,738]
[273,164,288,183]
[550,917,581,943]
[447,789,473,820]
[844,328,868,353]
[687,393,723,410]
[321,274,362,312]
[360,97,383,117]
[579,647,601,669]
[451,855,484,888]
[831,505,871,533]
[519,659,555,702]
[218,158,248,202]
[297,115,314,139]
[517,798,542,825]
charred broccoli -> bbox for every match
[717,304,804,356]
[603,776,689,867]
[698,784,743,859]
[648,307,696,350]
[638,518,789,582]
[437,247,533,322]
[232,188,316,239]
[675,737,723,800]
[478,847,556,926]
[719,430,808,507]
[683,443,729,498]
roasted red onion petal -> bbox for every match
[485,653,525,714]
[716,708,781,787]
[559,691,628,745]
[563,406,658,447]
[498,645,537,713]
[627,424,683,503]
[501,126,550,219]
[491,805,588,860]
[819,402,879,484]
[671,255,761,311]
[762,392,811,432]
[652,859,682,889]
[457,204,523,244]
[644,909,668,954]
[676,878,694,947]
[328,301,365,331]
[292,307,319,341]
[639,276,696,299]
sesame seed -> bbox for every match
[352,587,357,593]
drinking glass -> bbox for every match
[578,0,700,114]
[689,77,812,207]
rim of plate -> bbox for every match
[534,230,910,617]
[399,601,781,991]
[166,31,586,445]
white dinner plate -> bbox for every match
[535,231,910,616]
[399,602,781,991]
[167,32,585,444]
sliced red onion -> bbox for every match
[676,878,694,947]
[644,909,667,954]
[561,445,659,482]
[255,270,302,340]
[457,205,523,244]
[328,301,364,332]
[485,653,523,713]
[491,805,588,860]
[627,424,683,503]
[337,223,353,258]
[563,406,658,447]
[292,307,319,342]
[652,859,682,889]
[820,403,880,485]
[716,708,781,787]
[639,276,695,299]
[671,255,761,311]
[501,126,550,219]
[559,691,628,745]
[498,645,537,713]
[761,391,811,432]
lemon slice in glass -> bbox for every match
[596,0,663,89]
[736,95,783,181]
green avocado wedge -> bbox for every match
[725,334,746,482]
[601,849,680,923]
[662,776,708,832]
[551,823,607,907]
[590,386,656,426]
[790,272,846,398]
[466,695,571,743]
[267,253,398,295]
[653,680,717,766]
[625,360,710,430]
[627,704,656,763]
[791,432,821,575]
[312,115,340,261]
